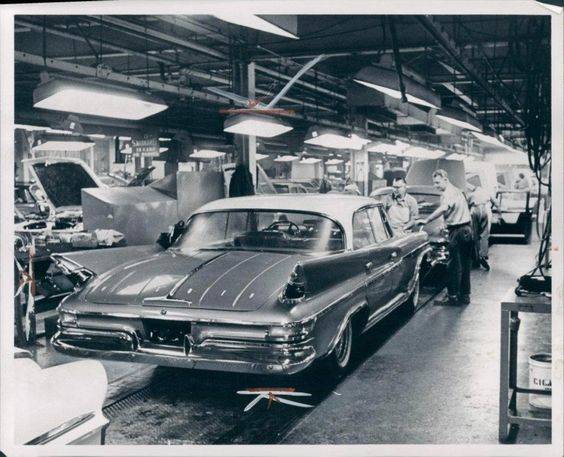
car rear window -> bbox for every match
[173,210,345,253]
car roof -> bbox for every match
[196,194,379,225]
[371,185,441,196]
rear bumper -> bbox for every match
[51,326,316,375]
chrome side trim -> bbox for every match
[25,412,95,445]
[364,292,408,331]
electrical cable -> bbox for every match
[516,17,551,294]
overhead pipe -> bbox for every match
[416,15,524,126]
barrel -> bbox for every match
[529,353,551,409]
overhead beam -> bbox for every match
[15,51,359,135]
[416,15,524,126]
[94,15,227,60]
[156,15,345,93]
[249,41,516,62]
[15,51,228,104]
[16,19,339,114]
[122,67,339,113]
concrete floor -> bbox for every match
[29,239,551,445]
[283,240,551,444]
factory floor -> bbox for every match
[30,238,551,445]
[283,238,552,444]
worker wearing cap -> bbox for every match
[414,169,473,306]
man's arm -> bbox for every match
[420,203,449,225]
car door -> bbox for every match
[352,207,396,316]
[368,205,411,294]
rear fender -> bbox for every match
[51,245,162,277]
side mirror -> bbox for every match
[156,232,172,250]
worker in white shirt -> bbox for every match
[383,177,419,232]
[467,183,499,271]
[413,169,473,306]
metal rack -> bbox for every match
[499,288,551,443]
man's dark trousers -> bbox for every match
[447,223,474,298]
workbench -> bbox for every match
[499,288,551,443]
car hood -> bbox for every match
[83,249,301,311]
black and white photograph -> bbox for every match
[0,1,562,456]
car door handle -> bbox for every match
[390,251,398,260]
[365,261,374,272]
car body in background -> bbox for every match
[23,157,105,222]
[52,194,430,375]
[14,348,109,445]
[271,180,310,194]
[490,190,533,244]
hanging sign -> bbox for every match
[132,135,159,157]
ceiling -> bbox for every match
[14,14,550,154]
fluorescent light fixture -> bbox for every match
[368,140,409,156]
[348,133,371,149]
[159,137,172,142]
[32,133,94,152]
[446,153,465,161]
[274,155,299,162]
[436,105,482,132]
[159,147,169,153]
[255,153,269,161]
[120,147,133,155]
[190,149,226,159]
[304,127,368,150]
[402,146,445,159]
[119,136,132,141]
[88,134,106,139]
[354,66,441,110]
[14,124,48,131]
[214,14,298,39]
[224,113,293,138]
[46,128,74,135]
[34,77,168,120]
[484,150,528,165]
[326,158,344,165]
[299,157,322,164]
[471,131,506,148]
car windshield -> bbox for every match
[173,210,345,253]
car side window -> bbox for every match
[367,206,391,242]
[352,209,376,250]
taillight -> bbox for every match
[279,263,307,305]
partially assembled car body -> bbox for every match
[52,194,430,375]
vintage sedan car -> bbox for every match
[52,195,430,375]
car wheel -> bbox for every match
[327,318,354,373]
